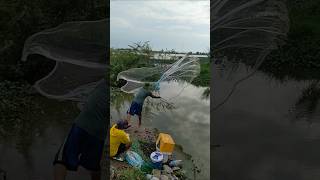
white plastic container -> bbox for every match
[150,151,163,169]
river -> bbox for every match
[0,96,99,180]
[212,63,320,180]
[111,81,210,179]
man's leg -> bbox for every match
[90,171,101,180]
[53,124,83,180]
[54,164,67,180]
[113,143,127,161]
[116,143,131,155]
[137,103,143,128]
[79,132,104,179]
[138,115,142,127]
[127,101,136,124]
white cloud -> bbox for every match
[128,1,209,25]
[110,0,210,52]
[110,17,132,28]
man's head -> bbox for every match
[144,83,152,91]
[144,83,150,88]
[116,119,130,130]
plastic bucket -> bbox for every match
[150,151,163,169]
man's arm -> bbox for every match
[121,132,131,145]
[121,133,132,149]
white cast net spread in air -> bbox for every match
[211,0,289,110]
[117,54,200,98]
[21,19,107,102]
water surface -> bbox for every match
[111,82,210,179]
[212,64,320,180]
[0,97,97,180]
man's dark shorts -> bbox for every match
[53,124,104,171]
[115,143,127,157]
[127,101,143,116]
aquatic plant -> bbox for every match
[290,81,320,124]
[201,87,211,100]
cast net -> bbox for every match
[211,0,289,110]
[21,19,107,102]
[117,54,200,99]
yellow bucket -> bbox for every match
[156,133,175,154]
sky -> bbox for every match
[110,1,210,53]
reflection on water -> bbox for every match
[0,96,88,180]
[212,63,320,180]
[111,82,210,179]
[289,81,320,125]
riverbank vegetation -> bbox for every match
[260,0,320,80]
[110,42,154,88]
[192,62,210,87]
[110,42,210,89]
[0,0,106,81]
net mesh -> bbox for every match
[211,0,289,110]
[117,55,200,95]
[21,19,107,102]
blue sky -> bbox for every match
[110,1,210,53]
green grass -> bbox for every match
[110,46,154,87]
[192,62,210,87]
[130,139,149,161]
[115,168,147,180]
[113,139,151,179]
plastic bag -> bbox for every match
[125,151,144,168]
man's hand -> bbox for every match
[151,94,161,99]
